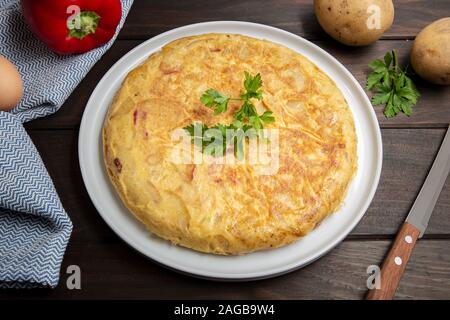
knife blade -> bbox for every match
[367,125,450,300]
[406,126,450,237]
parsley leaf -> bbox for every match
[235,101,257,121]
[184,122,210,149]
[200,89,230,115]
[241,72,263,101]
[366,72,385,90]
[366,49,421,118]
[260,111,275,124]
[249,111,275,131]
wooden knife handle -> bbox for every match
[366,222,420,300]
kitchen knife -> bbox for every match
[367,126,450,300]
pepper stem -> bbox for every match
[67,11,100,39]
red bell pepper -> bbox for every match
[21,0,122,54]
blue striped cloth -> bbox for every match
[0,0,133,288]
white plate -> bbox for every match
[79,21,382,280]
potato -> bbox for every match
[314,0,394,46]
[410,18,450,85]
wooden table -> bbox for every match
[3,0,450,300]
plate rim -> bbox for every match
[78,21,383,281]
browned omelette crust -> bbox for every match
[103,34,357,254]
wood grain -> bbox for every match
[0,240,449,300]
[23,40,450,130]
[118,0,450,40]
[366,223,420,300]
[354,128,450,236]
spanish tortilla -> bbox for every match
[103,33,357,254]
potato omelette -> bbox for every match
[103,34,357,255]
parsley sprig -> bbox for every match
[366,50,420,118]
[184,72,275,159]
[200,72,274,127]
[184,120,254,160]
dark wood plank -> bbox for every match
[0,239,448,299]
[118,0,450,40]
[354,128,450,236]
[22,128,450,241]
[23,39,450,131]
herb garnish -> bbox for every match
[184,72,275,159]
[366,50,420,118]
[200,89,230,115]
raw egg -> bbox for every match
[0,55,23,111]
